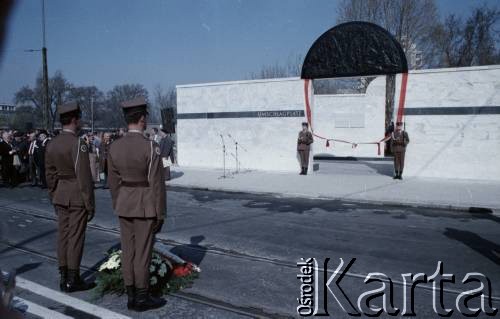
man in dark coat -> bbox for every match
[159,129,175,180]
[13,131,29,183]
[28,132,39,186]
[36,130,50,188]
[0,131,15,187]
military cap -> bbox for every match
[396,121,403,126]
[301,122,309,126]
[57,102,80,116]
[121,96,149,115]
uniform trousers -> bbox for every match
[55,205,88,269]
[298,149,310,169]
[393,150,406,172]
[118,217,155,288]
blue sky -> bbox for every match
[0,0,496,103]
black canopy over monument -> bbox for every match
[301,21,408,79]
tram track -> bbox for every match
[2,203,500,308]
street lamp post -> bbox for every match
[41,0,50,130]
[91,96,94,133]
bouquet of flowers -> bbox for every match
[94,248,200,297]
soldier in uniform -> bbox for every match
[297,122,313,175]
[45,102,95,292]
[390,121,410,179]
[107,97,166,312]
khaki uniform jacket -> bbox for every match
[107,132,166,220]
[297,131,313,151]
[45,130,95,212]
[390,130,410,152]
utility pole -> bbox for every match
[41,0,50,130]
[91,96,94,133]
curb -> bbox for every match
[168,183,499,214]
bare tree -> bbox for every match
[337,0,439,69]
[13,72,156,129]
[336,0,439,140]
[104,84,148,128]
[432,5,500,67]
[14,71,72,130]
[153,85,177,132]
[69,86,105,127]
[153,85,176,116]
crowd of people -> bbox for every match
[0,127,175,188]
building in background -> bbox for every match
[0,103,15,128]
[401,36,423,70]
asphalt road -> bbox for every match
[0,185,498,318]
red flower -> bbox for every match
[173,264,193,277]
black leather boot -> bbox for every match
[59,266,68,292]
[304,167,308,175]
[132,288,166,312]
[300,167,305,175]
[393,171,399,179]
[398,170,403,180]
[126,285,135,310]
[66,269,96,292]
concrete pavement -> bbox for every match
[168,163,500,211]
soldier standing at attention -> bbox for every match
[45,102,95,292]
[390,121,410,180]
[107,97,166,312]
[297,122,313,175]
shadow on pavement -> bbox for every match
[444,228,500,266]
[15,262,42,275]
[169,170,184,180]
[170,235,207,266]
[0,229,56,255]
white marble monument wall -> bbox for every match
[176,78,308,172]
[402,66,500,181]
[177,65,500,180]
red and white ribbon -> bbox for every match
[302,73,409,156]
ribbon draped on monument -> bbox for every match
[300,21,409,156]
[302,74,409,155]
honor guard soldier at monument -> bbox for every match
[45,102,96,292]
[297,122,313,175]
[107,96,167,312]
[390,121,410,179]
